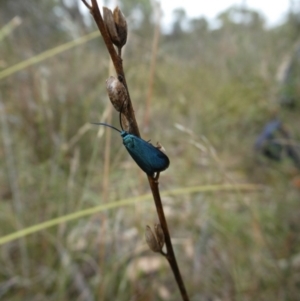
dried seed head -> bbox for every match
[154,224,165,249]
[103,6,127,49]
[145,225,161,252]
[103,7,118,44]
[113,6,127,48]
[106,76,128,112]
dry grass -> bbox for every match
[0,4,300,301]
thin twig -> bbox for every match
[85,0,140,136]
[81,1,190,300]
[148,176,190,301]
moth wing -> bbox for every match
[123,135,169,175]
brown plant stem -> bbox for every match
[81,1,189,300]
[147,176,189,301]
[99,78,113,301]
[84,0,140,137]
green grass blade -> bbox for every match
[0,183,263,246]
[0,31,99,80]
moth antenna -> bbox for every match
[91,122,121,133]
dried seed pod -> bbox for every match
[113,6,127,48]
[103,7,119,45]
[145,225,161,252]
[154,224,165,249]
[106,76,128,112]
[103,6,127,49]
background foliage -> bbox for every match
[0,1,300,300]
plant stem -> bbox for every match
[88,0,140,137]
[81,1,190,300]
[148,176,190,301]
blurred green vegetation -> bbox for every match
[0,1,300,300]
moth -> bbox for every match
[92,103,169,177]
